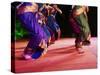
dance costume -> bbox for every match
[47,11,61,40]
[17,2,48,59]
[70,6,91,48]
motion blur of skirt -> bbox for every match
[72,6,91,42]
[42,25,51,40]
[47,15,60,40]
[18,12,48,59]
[75,13,91,41]
[47,15,60,32]
[69,16,83,44]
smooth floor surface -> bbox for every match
[12,37,97,73]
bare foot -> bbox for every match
[23,54,32,60]
[42,49,47,57]
[76,48,84,54]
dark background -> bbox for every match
[11,2,97,40]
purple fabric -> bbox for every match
[69,16,83,44]
[18,12,48,51]
[69,16,81,34]
[21,2,32,6]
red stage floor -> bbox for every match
[12,37,97,73]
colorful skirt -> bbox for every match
[18,12,48,59]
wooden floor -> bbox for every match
[12,37,97,73]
